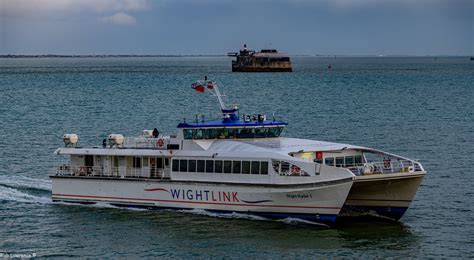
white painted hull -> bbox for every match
[51,176,353,225]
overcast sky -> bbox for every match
[0,0,472,55]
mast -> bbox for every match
[192,77,239,121]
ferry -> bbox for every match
[51,79,425,225]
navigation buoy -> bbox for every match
[328,64,332,69]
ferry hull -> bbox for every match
[51,176,352,226]
[340,172,425,220]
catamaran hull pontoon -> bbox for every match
[51,176,353,225]
[340,172,425,220]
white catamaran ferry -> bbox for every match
[52,79,426,225]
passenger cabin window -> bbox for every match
[172,160,179,172]
[325,157,334,166]
[242,161,250,174]
[336,157,344,167]
[261,162,269,175]
[205,160,214,173]
[179,159,187,172]
[345,156,354,167]
[214,160,223,173]
[251,161,260,174]
[224,161,232,173]
[354,155,363,165]
[197,160,205,172]
[133,157,141,168]
[232,161,241,174]
[188,160,196,172]
[172,158,271,175]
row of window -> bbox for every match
[183,127,283,140]
[314,155,363,167]
[172,159,269,175]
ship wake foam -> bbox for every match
[0,185,51,205]
[0,175,51,192]
[176,208,269,221]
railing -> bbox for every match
[347,159,423,176]
[54,164,167,179]
[122,137,169,149]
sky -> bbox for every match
[0,0,472,55]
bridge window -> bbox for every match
[224,160,232,173]
[255,128,268,138]
[194,129,204,139]
[183,129,193,139]
[236,128,255,139]
[232,161,241,174]
[267,127,283,137]
[197,160,205,172]
[214,160,223,173]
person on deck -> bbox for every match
[152,128,159,138]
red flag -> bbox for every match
[192,84,205,92]
[207,82,214,89]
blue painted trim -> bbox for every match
[340,205,408,220]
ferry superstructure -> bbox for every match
[51,79,426,225]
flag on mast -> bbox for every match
[192,83,205,93]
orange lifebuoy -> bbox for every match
[157,138,164,147]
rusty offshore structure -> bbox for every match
[227,44,292,72]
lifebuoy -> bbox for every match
[157,138,164,147]
[291,165,300,175]
[79,166,85,176]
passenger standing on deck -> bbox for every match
[153,128,159,138]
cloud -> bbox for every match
[100,12,137,25]
[1,0,149,14]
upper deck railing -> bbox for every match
[122,137,170,149]
[347,159,423,176]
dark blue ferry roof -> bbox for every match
[177,118,288,128]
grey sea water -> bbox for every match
[0,57,473,258]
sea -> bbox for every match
[0,56,472,258]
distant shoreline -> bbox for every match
[0,54,471,58]
[0,54,227,58]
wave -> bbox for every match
[0,175,51,192]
